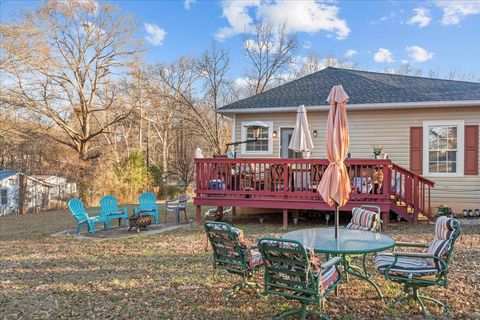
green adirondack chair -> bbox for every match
[99,195,129,228]
[258,238,342,320]
[375,216,461,317]
[133,192,159,224]
[204,222,263,298]
[68,198,108,234]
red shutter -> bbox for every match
[464,125,479,175]
[410,127,423,175]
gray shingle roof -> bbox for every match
[220,67,480,112]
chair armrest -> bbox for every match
[393,252,434,258]
[322,256,342,269]
[395,242,429,248]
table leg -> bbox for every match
[342,254,383,298]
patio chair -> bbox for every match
[375,216,461,317]
[68,198,108,234]
[99,195,129,228]
[204,222,263,298]
[164,194,189,224]
[344,205,382,279]
[258,238,342,320]
[133,192,159,224]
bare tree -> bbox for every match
[1,1,142,162]
[243,21,298,94]
[292,52,357,78]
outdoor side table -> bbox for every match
[283,227,395,298]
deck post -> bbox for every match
[382,211,389,230]
[232,206,236,218]
[195,205,202,225]
[218,206,224,221]
[282,209,288,230]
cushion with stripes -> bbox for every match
[346,207,379,232]
[375,253,439,277]
[426,216,459,269]
[246,249,263,270]
[314,263,341,292]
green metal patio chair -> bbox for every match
[204,222,263,298]
[258,238,342,320]
[99,195,129,228]
[344,205,382,278]
[375,216,461,318]
[133,192,159,224]
[68,198,108,234]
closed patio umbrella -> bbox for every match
[318,85,351,238]
[289,105,314,158]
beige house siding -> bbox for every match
[233,106,480,212]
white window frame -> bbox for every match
[423,120,464,177]
[241,121,273,155]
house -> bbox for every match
[32,175,77,203]
[194,67,479,227]
[0,170,55,216]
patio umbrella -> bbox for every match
[318,85,351,238]
[289,105,314,158]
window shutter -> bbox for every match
[410,127,423,175]
[464,125,479,175]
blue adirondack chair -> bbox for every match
[99,195,129,229]
[133,192,159,224]
[68,198,108,234]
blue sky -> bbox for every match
[2,0,480,80]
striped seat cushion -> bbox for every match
[314,263,341,292]
[426,216,459,269]
[346,207,379,232]
[246,249,263,270]
[375,253,439,277]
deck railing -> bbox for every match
[195,158,434,220]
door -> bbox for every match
[280,128,302,159]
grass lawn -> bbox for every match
[0,206,479,319]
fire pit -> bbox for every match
[128,216,152,232]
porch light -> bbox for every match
[243,121,269,139]
[313,130,318,138]
[272,130,278,138]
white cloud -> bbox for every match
[374,48,394,63]
[144,22,167,46]
[406,46,434,62]
[256,0,350,39]
[215,0,259,41]
[184,0,195,10]
[345,49,357,58]
[401,59,409,64]
[303,41,312,49]
[435,0,480,25]
[407,7,431,28]
[215,0,350,40]
[370,11,395,24]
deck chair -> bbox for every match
[164,194,189,224]
[99,195,129,228]
[133,192,159,224]
[258,238,342,320]
[204,222,263,298]
[344,205,382,278]
[68,198,108,234]
[375,216,461,317]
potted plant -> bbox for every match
[437,205,454,218]
[373,145,384,159]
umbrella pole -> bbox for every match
[335,203,339,238]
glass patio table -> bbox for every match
[283,227,395,298]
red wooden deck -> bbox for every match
[194,158,434,228]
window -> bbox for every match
[241,121,273,154]
[423,121,464,176]
[1,189,7,205]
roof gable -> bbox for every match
[220,67,480,112]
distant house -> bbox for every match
[213,67,480,214]
[0,170,55,216]
[32,175,77,203]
